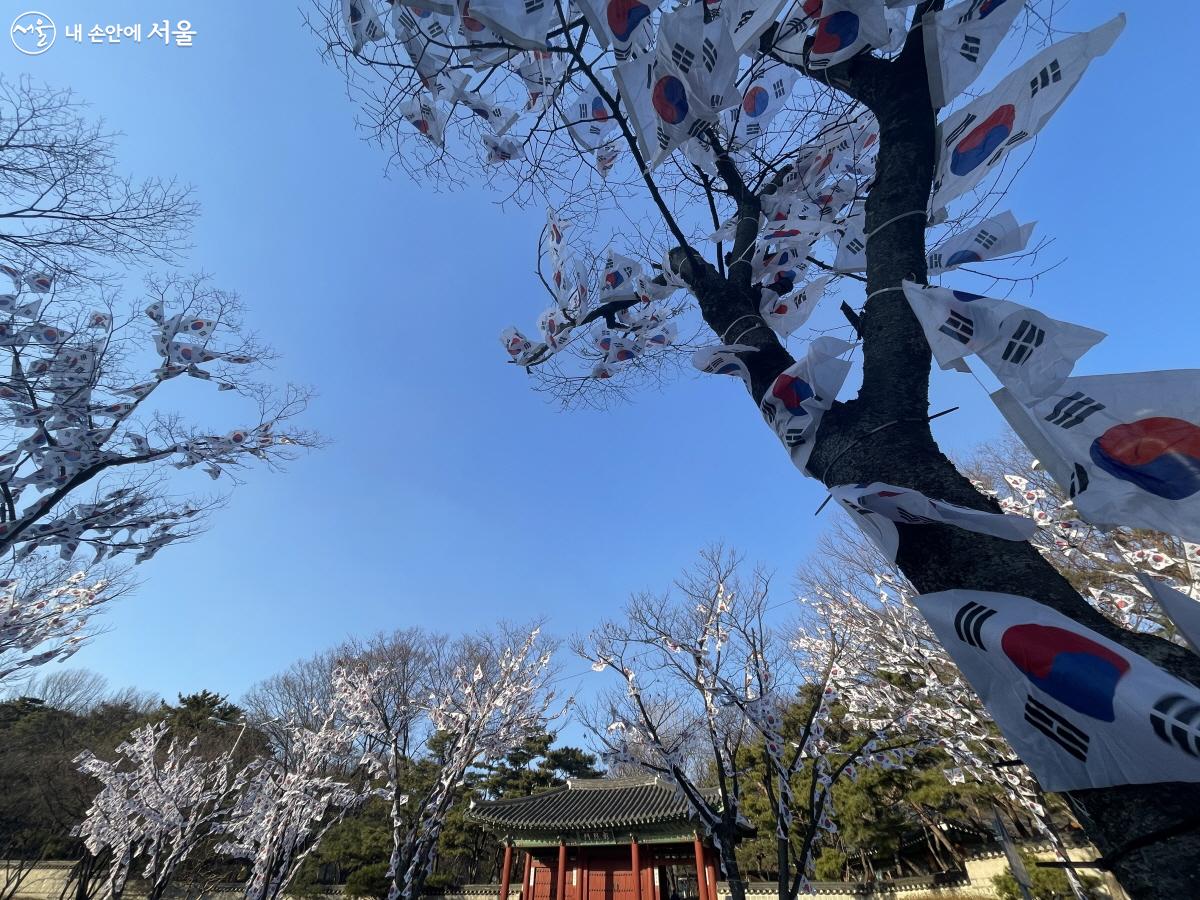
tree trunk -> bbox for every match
[794,42,1200,900]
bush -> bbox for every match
[423,873,457,894]
[346,863,392,900]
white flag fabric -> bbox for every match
[727,63,800,147]
[831,482,1036,562]
[922,0,1027,108]
[457,2,516,69]
[992,371,1200,543]
[930,15,1124,216]
[926,211,1035,275]
[902,281,1104,401]
[1137,574,1200,657]
[693,344,758,390]
[482,134,523,163]
[723,0,791,55]
[656,2,740,117]
[615,56,709,169]
[759,275,831,338]
[760,336,853,474]
[913,588,1200,790]
[776,0,891,69]
[390,4,455,91]
[344,0,387,52]
[566,80,618,150]
[400,95,447,146]
[833,204,867,273]
[577,0,663,61]
[468,0,555,49]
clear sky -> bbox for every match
[5,1,1197,714]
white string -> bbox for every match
[864,208,927,240]
[728,321,772,346]
[721,313,762,344]
[864,285,906,302]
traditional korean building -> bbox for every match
[469,776,751,900]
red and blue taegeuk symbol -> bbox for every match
[812,11,860,54]
[945,250,983,267]
[1002,624,1130,721]
[772,374,814,416]
[950,104,1015,176]
[461,2,485,32]
[592,95,609,120]
[978,0,1009,19]
[652,76,689,124]
[604,269,625,289]
[1089,417,1200,501]
[743,86,770,117]
[607,0,652,43]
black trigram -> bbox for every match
[702,38,717,72]
[928,252,943,270]
[709,92,724,108]
[959,35,981,63]
[1030,59,1062,97]
[943,112,977,147]
[953,601,997,649]
[1068,462,1090,499]
[974,229,998,250]
[772,78,788,98]
[736,11,755,30]
[780,426,808,449]
[671,43,696,72]
[1025,695,1089,762]
[524,0,545,11]
[1001,319,1045,365]
[745,122,762,136]
[1150,694,1200,758]
[656,125,670,149]
[1044,392,1104,429]
[844,237,865,256]
[939,311,975,344]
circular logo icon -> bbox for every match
[11,11,56,55]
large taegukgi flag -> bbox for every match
[913,589,1200,791]
[922,0,1027,109]
[929,14,1124,218]
[992,370,1200,543]
[467,0,556,49]
[925,211,1035,275]
[760,336,853,475]
[577,0,664,61]
[615,55,710,169]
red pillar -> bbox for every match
[631,839,642,900]
[521,852,533,900]
[499,844,513,900]
[692,837,707,900]
[556,842,568,900]
[704,851,718,900]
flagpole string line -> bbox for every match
[721,313,764,344]
[813,406,961,514]
[864,208,928,240]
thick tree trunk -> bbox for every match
[796,46,1200,900]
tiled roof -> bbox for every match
[469,776,711,833]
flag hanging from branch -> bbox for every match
[723,0,792,55]
[922,0,1027,109]
[566,80,618,150]
[400,95,448,146]
[1137,574,1200,657]
[776,0,891,70]
[577,0,663,61]
[913,588,1200,790]
[727,62,800,147]
[615,56,709,169]
[926,211,1035,274]
[693,344,758,390]
[760,336,853,474]
[902,281,1104,401]
[830,482,1036,562]
[391,4,455,91]
[991,370,1200,543]
[759,275,831,338]
[929,15,1125,217]
[467,0,556,49]
[655,1,740,118]
[833,204,867,273]
[343,0,387,53]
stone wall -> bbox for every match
[6,848,1125,900]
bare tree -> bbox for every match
[9,667,110,711]
[334,624,559,900]
[577,548,912,900]
[0,76,196,280]
[312,4,1200,893]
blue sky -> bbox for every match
[5,2,1197,715]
